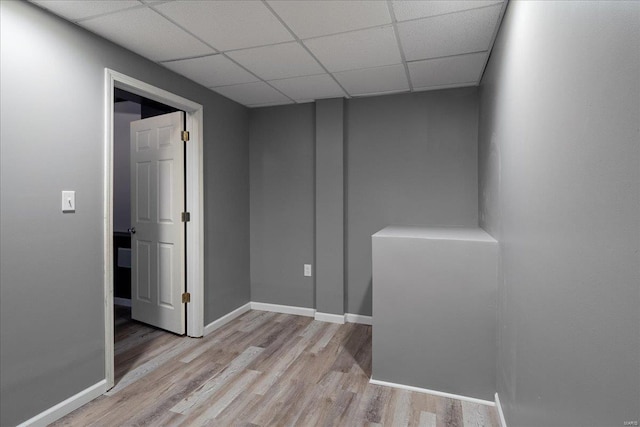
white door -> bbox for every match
[130,111,185,335]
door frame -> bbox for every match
[103,69,205,390]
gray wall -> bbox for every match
[346,89,479,315]
[478,2,640,426]
[248,89,479,316]
[249,104,316,308]
[113,101,141,233]
[0,2,249,426]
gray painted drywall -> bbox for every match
[346,89,479,315]
[249,104,315,308]
[315,98,344,315]
[248,90,479,316]
[372,226,497,401]
[0,2,249,425]
[113,101,141,233]
[479,1,640,426]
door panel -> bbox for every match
[130,111,185,335]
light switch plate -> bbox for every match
[62,190,75,213]
[304,264,312,277]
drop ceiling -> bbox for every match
[31,0,507,108]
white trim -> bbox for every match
[103,69,115,390]
[185,108,205,338]
[204,303,251,336]
[113,297,131,307]
[104,68,205,390]
[345,313,372,325]
[314,312,346,324]
[495,392,508,427]
[16,380,107,427]
[250,302,315,317]
[369,378,495,407]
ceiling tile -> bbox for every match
[269,74,345,101]
[30,0,142,22]
[213,82,290,106]
[162,55,259,88]
[227,42,324,81]
[392,0,503,22]
[304,26,402,73]
[80,7,214,61]
[267,0,391,39]
[398,4,502,61]
[408,52,487,89]
[155,1,293,51]
[333,64,409,96]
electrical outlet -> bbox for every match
[304,264,312,277]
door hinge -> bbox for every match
[181,212,190,222]
[181,131,190,142]
[182,292,191,303]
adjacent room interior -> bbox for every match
[1,1,638,427]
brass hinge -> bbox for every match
[181,212,190,222]
[182,292,191,303]
[181,131,190,142]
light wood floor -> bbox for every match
[53,306,499,426]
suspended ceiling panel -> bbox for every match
[31,0,508,108]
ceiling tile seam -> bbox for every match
[386,0,414,92]
[296,22,395,43]
[478,1,509,84]
[330,62,404,76]
[217,39,301,56]
[160,53,222,64]
[147,5,295,104]
[262,72,332,84]
[148,5,221,54]
[214,52,297,104]
[406,50,489,64]
[260,0,350,99]
[393,2,505,25]
[350,88,412,98]
[413,81,479,91]
[73,3,149,23]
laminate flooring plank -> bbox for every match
[115,327,165,357]
[437,397,464,427]
[169,346,263,415]
[310,322,341,353]
[184,369,262,425]
[211,391,266,426]
[384,388,411,427]
[53,309,500,427]
[107,336,201,396]
[419,410,437,427]
[461,400,499,427]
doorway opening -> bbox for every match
[104,69,205,390]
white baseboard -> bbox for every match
[16,380,107,427]
[249,302,372,325]
[204,302,251,336]
[495,392,508,427]
[250,301,315,317]
[114,297,131,307]
[369,378,495,407]
[345,313,372,325]
[314,312,346,324]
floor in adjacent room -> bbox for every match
[53,306,499,426]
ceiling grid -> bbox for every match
[31,0,508,107]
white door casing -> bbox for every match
[105,68,204,391]
[130,111,185,335]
